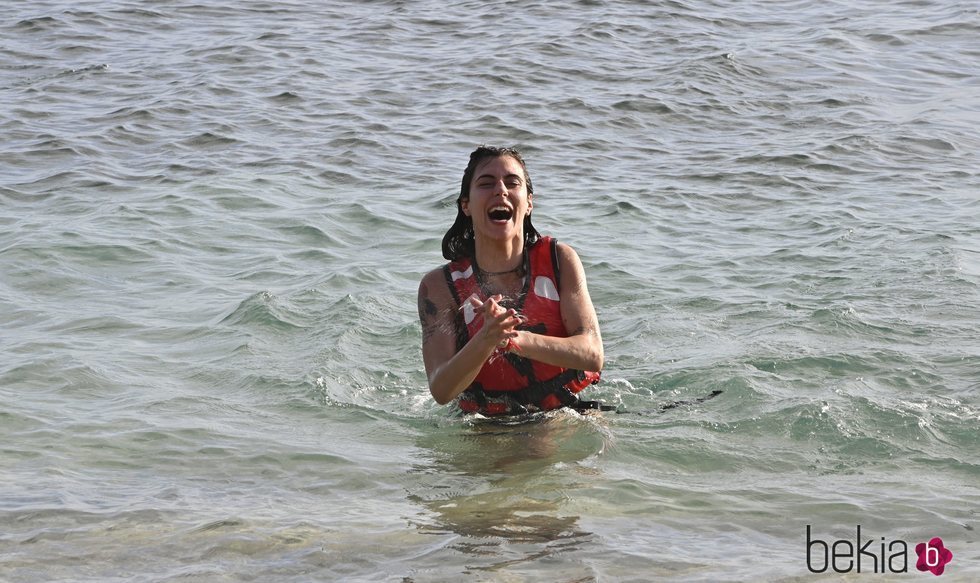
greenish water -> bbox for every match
[1,0,978,580]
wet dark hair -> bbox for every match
[441,145,541,261]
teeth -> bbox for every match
[490,205,511,212]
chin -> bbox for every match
[482,227,521,241]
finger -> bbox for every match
[489,308,517,324]
[485,299,507,318]
[488,294,506,306]
[461,295,483,316]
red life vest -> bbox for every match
[443,236,601,415]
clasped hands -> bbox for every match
[464,293,525,354]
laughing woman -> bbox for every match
[418,145,604,416]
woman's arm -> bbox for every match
[418,270,523,404]
[509,243,604,371]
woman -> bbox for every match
[418,145,604,416]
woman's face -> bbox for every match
[461,155,532,243]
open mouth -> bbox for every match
[488,205,513,222]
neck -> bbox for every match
[473,236,524,274]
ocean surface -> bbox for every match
[2,0,978,581]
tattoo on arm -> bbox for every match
[418,283,439,343]
[571,325,597,337]
[421,308,438,342]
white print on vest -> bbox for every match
[450,266,473,281]
[534,276,560,301]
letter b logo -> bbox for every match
[916,537,952,576]
[925,544,940,567]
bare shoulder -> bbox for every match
[419,266,446,290]
[418,266,456,313]
[555,242,586,276]
[555,241,582,263]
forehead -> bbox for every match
[473,155,524,177]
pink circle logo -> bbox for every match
[915,537,953,576]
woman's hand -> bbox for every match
[420,273,525,404]
[464,294,523,351]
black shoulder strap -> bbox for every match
[442,263,468,349]
[442,263,461,306]
[550,237,561,290]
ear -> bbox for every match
[527,193,533,215]
[461,198,471,217]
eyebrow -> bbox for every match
[475,173,523,182]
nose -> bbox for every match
[493,179,508,196]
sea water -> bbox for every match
[1,0,978,581]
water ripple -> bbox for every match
[1,0,979,579]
